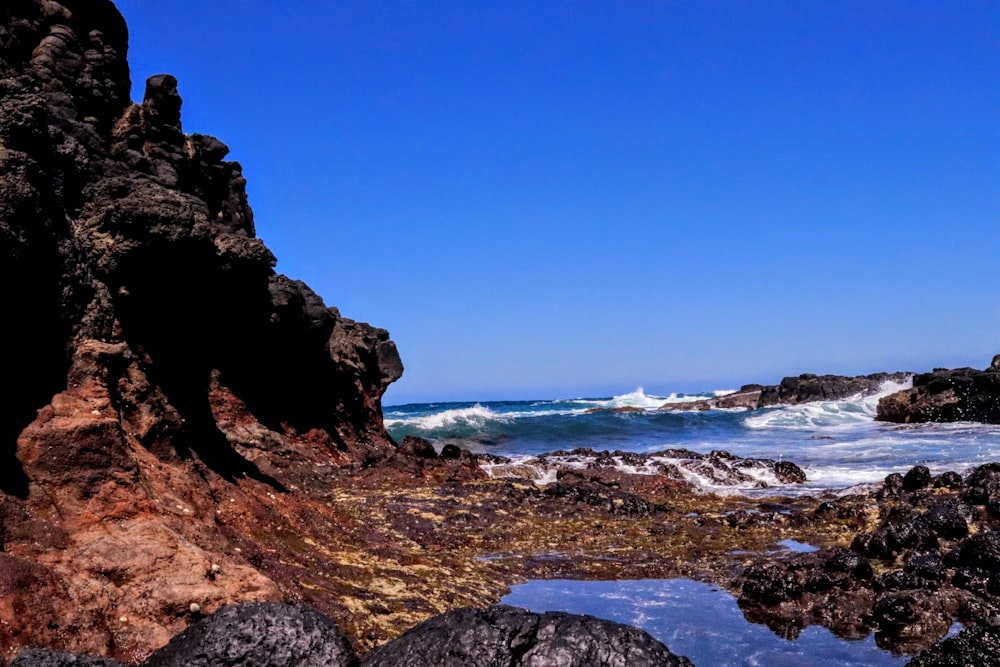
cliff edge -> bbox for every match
[0,0,403,660]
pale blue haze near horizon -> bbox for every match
[113,1,999,405]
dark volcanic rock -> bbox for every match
[906,622,1000,667]
[545,473,659,517]
[759,372,910,407]
[143,602,358,667]
[851,508,939,560]
[878,361,1000,424]
[359,605,693,667]
[661,372,910,411]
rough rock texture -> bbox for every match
[661,372,911,411]
[142,603,358,667]
[359,605,693,667]
[877,361,1000,424]
[906,622,1000,666]
[733,463,1000,655]
[0,0,402,661]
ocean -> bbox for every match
[384,381,1000,665]
[385,381,1000,496]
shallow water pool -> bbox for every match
[501,578,908,666]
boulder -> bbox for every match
[359,605,692,667]
[142,603,358,667]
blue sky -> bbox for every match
[114,1,998,404]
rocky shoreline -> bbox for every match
[5,1,1000,665]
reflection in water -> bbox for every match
[502,579,908,667]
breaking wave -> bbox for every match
[743,380,913,430]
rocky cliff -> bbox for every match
[0,0,404,660]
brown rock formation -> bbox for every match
[0,0,402,660]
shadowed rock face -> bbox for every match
[0,0,401,494]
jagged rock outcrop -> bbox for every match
[660,372,911,411]
[0,0,403,660]
[877,361,1000,424]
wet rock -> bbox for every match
[367,436,487,482]
[876,473,905,501]
[906,622,1000,667]
[875,570,923,592]
[878,362,1000,425]
[824,548,874,581]
[359,605,693,667]
[740,562,803,605]
[903,466,932,491]
[851,509,939,560]
[905,553,947,582]
[948,530,1000,573]
[661,372,910,411]
[933,471,964,490]
[964,464,1000,505]
[143,602,358,667]
[923,501,969,540]
[874,590,953,654]
[774,461,807,484]
[544,475,658,517]
[724,509,782,529]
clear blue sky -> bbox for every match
[114,1,998,405]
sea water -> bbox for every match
[384,382,1000,664]
[385,381,1000,496]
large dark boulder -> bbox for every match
[359,605,693,667]
[142,602,358,667]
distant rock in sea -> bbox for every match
[659,372,912,411]
[877,358,1000,424]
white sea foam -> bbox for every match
[743,379,913,430]
[383,404,508,430]
[609,388,671,410]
